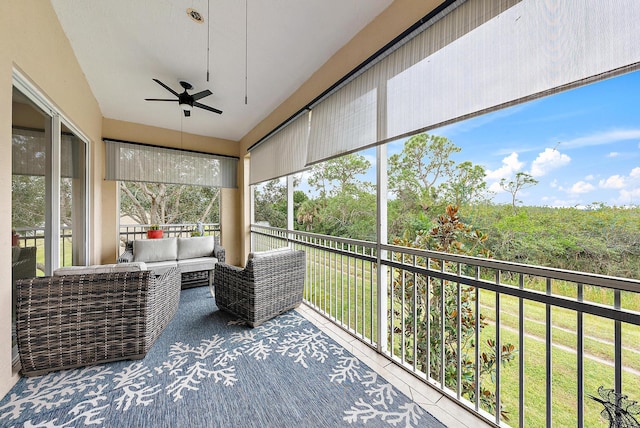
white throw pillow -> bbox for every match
[177,236,214,259]
[134,238,178,262]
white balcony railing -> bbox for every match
[251,224,640,427]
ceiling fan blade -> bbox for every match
[145,98,178,102]
[184,109,191,117]
[191,89,212,101]
[193,101,223,115]
[152,78,179,97]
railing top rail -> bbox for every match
[251,224,377,249]
[382,242,640,292]
[252,225,640,293]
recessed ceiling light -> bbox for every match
[186,8,204,24]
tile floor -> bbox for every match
[296,304,496,428]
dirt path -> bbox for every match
[480,304,640,376]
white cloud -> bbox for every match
[599,175,625,189]
[617,187,640,205]
[563,129,640,149]
[568,181,595,194]
[529,148,571,177]
[630,167,640,179]
[608,152,620,158]
[485,152,524,181]
[584,175,595,181]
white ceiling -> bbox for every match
[51,0,393,142]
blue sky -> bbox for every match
[292,70,640,208]
[427,70,640,208]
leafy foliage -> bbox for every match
[120,182,219,225]
[499,172,538,213]
[387,134,488,240]
[390,205,516,420]
[296,154,376,240]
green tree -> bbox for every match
[308,153,372,197]
[389,134,460,213]
[303,153,376,239]
[120,182,220,225]
[441,161,490,207]
[499,172,538,213]
[12,176,45,229]
[389,133,491,239]
[391,205,516,420]
[254,179,287,228]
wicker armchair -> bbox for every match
[15,267,181,377]
[214,248,306,327]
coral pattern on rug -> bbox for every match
[0,288,443,427]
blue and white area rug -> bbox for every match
[0,287,444,427]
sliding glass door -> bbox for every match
[11,79,89,363]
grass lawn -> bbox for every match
[300,247,640,426]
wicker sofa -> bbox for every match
[14,263,180,377]
[118,235,225,288]
[214,247,306,327]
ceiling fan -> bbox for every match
[145,78,223,117]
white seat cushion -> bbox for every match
[248,247,292,260]
[144,260,179,276]
[177,257,218,273]
[54,262,148,276]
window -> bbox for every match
[11,76,89,363]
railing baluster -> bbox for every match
[456,262,462,399]
[614,289,622,396]
[495,270,501,425]
[341,243,345,325]
[324,239,328,313]
[413,255,418,373]
[389,252,395,360]
[577,282,584,428]
[519,273,525,428]
[330,249,334,320]
[401,259,406,364]
[348,243,352,332]
[370,254,374,345]
[475,265,480,413]
[361,251,365,340]
[426,259,432,383]
[546,277,553,427]
[440,276,445,388]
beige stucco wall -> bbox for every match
[0,0,104,397]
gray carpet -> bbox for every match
[0,287,445,427]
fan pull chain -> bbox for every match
[244,0,248,104]
[206,0,211,82]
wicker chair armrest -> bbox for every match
[145,267,181,345]
[213,243,226,263]
[117,247,134,263]
[16,270,157,376]
[155,265,181,285]
[214,262,244,277]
